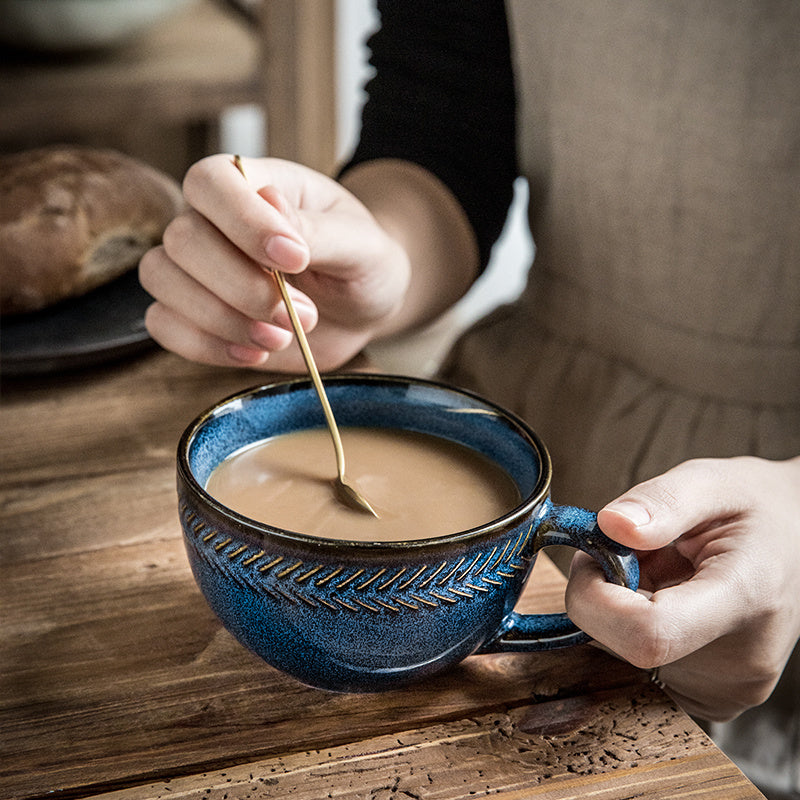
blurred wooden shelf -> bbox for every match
[0,0,336,178]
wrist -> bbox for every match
[342,159,479,337]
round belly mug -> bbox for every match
[177,374,639,693]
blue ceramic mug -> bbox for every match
[177,375,639,692]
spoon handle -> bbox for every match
[269,268,347,479]
[231,155,346,479]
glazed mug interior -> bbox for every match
[177,374,638,692]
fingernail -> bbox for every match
[604,500,652,527]
[227,343,269,365]
[264,234,309,270]
[271,294,316,331]
[249,321,292,350]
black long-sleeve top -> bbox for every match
[340,0,518,273]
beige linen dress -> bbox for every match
[440,1,800,794]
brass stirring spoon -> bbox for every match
[233,155,379,517]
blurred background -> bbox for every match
[0,0,532,375]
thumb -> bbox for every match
[598,458,742,551]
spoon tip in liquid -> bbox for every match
[333,478,380,518]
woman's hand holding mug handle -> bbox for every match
[566,455,800,722]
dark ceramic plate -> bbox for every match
[0,268,155,376]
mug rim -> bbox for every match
[177,373,554,551]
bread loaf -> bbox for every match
[0,146,183,315]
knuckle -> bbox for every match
[725,669,780,717]
[137,246,157,276]
[142,302,168,341]
[160,213,193,259]
[231,276,277,320]
[622,614,679,669]
[646,460,710,510]
[183,155,220,199]
[138,247,165,290]
[747,635,790,691]
[624,457,724,519]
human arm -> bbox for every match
[565,455,800,722]
[140,155,478,372]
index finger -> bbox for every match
[183,154,308,273]
[565,551,741,668]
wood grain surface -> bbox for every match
[0,350,764,800]
[90,687,759,800]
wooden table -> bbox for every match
[0,347,765,799]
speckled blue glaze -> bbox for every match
[177,375,639,692]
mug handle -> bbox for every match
[478,500,640,652]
